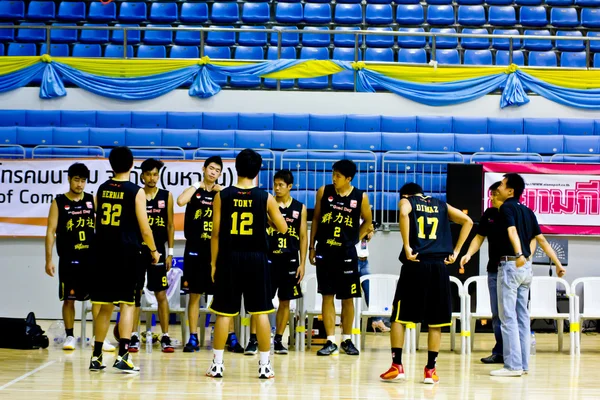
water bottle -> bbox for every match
[77,337,91,347]
[48,321,66,347]
[530,331,536,355]
[146,331,152,354]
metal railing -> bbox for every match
[0,144,26,159]
[550,153,600,163]
[32,145,105,158]
[128,146,185,160]
[470,152,544,163]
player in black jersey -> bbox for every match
[309,160,372,357]
[89,147,159,374]
[380,183,473,385]
[206,149,287,380]
[45,163,98,351]
[129,159,175,353]
[244,170,307,355]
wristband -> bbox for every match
[168,248,174,256]
[193,182,201,190]
[150,249,157,253]
[515,252,524,258]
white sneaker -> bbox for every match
[103,340,116,352]
[258,360,275,379]
[63,336,76,350]
[490,368,523,377]
[206,360,224,378]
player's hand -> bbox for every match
[151,250,160,264]
[516,255,526,268]
[45,261,55,277]
[211,263,216,283]
[460,254,471,268]
[404,247,419,262]
[556,265,566,278]
[366,231,374,241]
[166,255,173,272]
[309,249,316,265]
[214,184,223,191]
[198,181,206,189]
[445,251,459,265]
[296,264,305,284]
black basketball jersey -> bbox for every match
[316,184,363,250]
[400,195,453,262]
[146,188,169,248]
[96,179,141,250]
[268,198,303,255]
[55,192,95,259]
[184,188,215,248]
[218,186,269,253]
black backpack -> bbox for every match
[0,312,49,350]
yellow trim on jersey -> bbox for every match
[248,309,276,315]
[60,283,65,301]
[208,307,240,317]
[113,300,135,306]
[90,301,113,305]
[429,322,452,328]
[394,301,401,322]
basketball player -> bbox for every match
[206,149,287,379]
[380,183,473,384]
[129,159,175,353]
[89,147,159,373]
[244,170,307,355]
[309,159,372,356]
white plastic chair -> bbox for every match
[358,274,398,350]
[80,300,93,343]
[299,274,342,350]
[529,276,571,352]
[271,295,298,348]
[464,276,492,353]
[570,278,600,355]
[449,276,464,352]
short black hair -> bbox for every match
[204,155,223,170]
[67,163,90,180]
[140,158,164,174]
[109,146,134,174]
[235,149,262,179]
[274,169,294,185]
[400,182,424,197]
[332,159,357,180]
[489,181,501,192]
[504,173,525,199]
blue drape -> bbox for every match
[0,63,45,93]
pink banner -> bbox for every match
[482,162,600,235]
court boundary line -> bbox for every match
[0,360,56,391]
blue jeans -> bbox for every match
[358,258,382,323]
[488,272,503,356]
[498,260,533,372]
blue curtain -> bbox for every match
[500,72,530,108]
[0,63,45,94]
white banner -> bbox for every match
[0,159,242,238]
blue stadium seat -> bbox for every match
[430,28,457,49]
[162,129,199,148]
[457,0,484,4]
[464,50,493,65]
[582,8,600,29]
[276,3,303,23]
[40,43,69,56]
[346,115,381,132]
[577,0,600,5]
[417,116,452,133]
[238,113,273,130]
[366,4,393,25]
[274,114,309,131]
[560,118,594,135]
[491,134,528,153]
[242,2,270,23]
[346,132,382,151]
[88,1,115,22]
[149,2,177,23]
[302,26,330,47]
[564,136,600,154]
[143,25,173,46]
[166,112,202,129]
[455,133,491,153]
[398,48,427,63]
[96,111,131,128]
[551,7,580,28]
[523,30,552,51]
[435,49,460,64]
[118,2,147,23]
[561,52,587,68]
[528,51,557,67]
[238,26,267,46]
[381,116,415,134]
[104,45,133,58]
[125,128,162,147]
[331,48,357,90]
[524,118,559,135]
[80,24,108,44]
[381,132,418,151]
[527,135,563,154]
[61,111,95,127]
[0,1,24,20]
[496,50,525,65]
[308,131,344,149]
[457,6,486,26]
[72,44,101,57]
[211,2,239,23]
[547,0,573,4]
[304,3,332,24]
[516,0,543,4]
[89,127,125,147]
[264,47,296,88]
[492,29,522,50]
[309,115,346,131]
[26,110,60,127]
[0,23,14,42]
[16,22,46,42]
[203,46,230,85]
[489,6,516,26]
[180,3,208,23]
[270,26,300,47]
[0,126,17,145]
[396,5,424,25]
[488,118,523,135]
[27,1,55,21]
[520,6,548,27]
[366,47,394,61]
[170,45,199,59]
[461,29,490,50]
[426,0,453,4]
[366,27,394,48]
[111,24,141,45]
[0,42,6,56]
[397,28,426,48]
[235,130,272,149]
[207,26,235,46]
[53,127,90,146]
[335,4,362,24]
[17,127,53,146]
[199,129,235,147]
[8,43,35,56]
[299,47,330,89]
[588,32,600,53]
[231,46,264,88]
[50,23,77,44]
[453,117,487,134]
[333,26,362,47]
[131,112,166,129]
[595,53,600,68]
[418,133,455,152]
[58,1,85,21]
[174,26,201,46]
[427,5,455,26]
[203,113,238,130]
[272,130,308,150]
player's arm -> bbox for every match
[399,198,418,261]
[309,186,325,265]
[210,192,221,282]
[535,233,566,277]
[297,204,308,283]
[460,234,485,269]
[446,204,474,265]
[358,192,373,241]
[44,199,58,277]
[176,185,196,207]
[267,194,287,234]
[135,189,159,264]
[166,192,175,271]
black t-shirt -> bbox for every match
[316,185,363,250]
[96,179,141,251]
[184,188,216,251]
[477,207,512,273]
[499,197,541,259]
[55,193,95,259]
[268,198,303,255]
[146,188,169,250]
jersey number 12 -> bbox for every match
[231,212,253,235]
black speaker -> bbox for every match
[447,164,484,223]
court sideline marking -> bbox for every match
[0,360,56,391]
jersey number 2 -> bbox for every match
[100,203,122,226]
[231,212,253,235]
[417,216,439,240]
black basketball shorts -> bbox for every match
[315,245,361,300]
[91,246,141,306]
[182,241,213,295]
[58,257,91,302]
[270,252,303,301]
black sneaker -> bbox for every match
[274,341,288,355]
[317,340,338,356]
[183,336,200,353]
[341,339,360,356]
[129,334,140,353]
[245,340,258,355]
[113,352,140,374]
[481,354,504,364]
[89,354,106,371]
[161,334,175,353]
[226,335,244,353]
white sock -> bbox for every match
[327,335,336,344]
[259,351,270,365]
[213,349,224,364]
[342,334,351,342]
